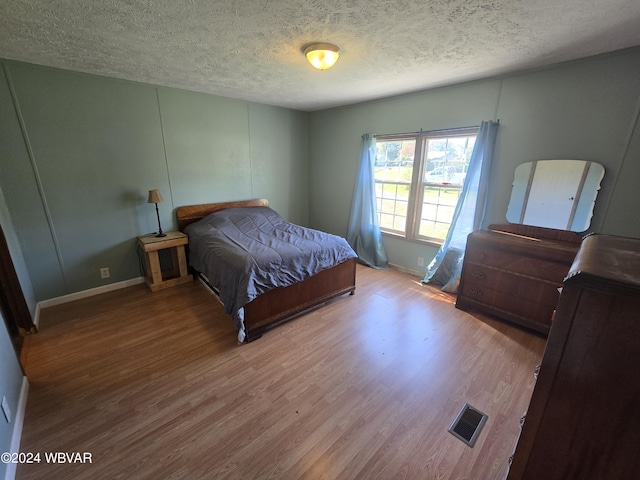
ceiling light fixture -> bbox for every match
[304,43,341,70]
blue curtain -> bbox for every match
[423,120,499,292]
[346,134,389,269]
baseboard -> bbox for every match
[3,377,29,480]
[33,303,41,330]
[36,277,145,313]
[389,263,424,278]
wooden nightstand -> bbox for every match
[137,231,193,292]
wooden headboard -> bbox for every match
[176,198,269,230]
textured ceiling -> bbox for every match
[1,0,640,111]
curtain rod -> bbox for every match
[373,120,499,138]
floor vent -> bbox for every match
[448,403,488,447]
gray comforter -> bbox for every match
[185,206,357,338]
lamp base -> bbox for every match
[153,203,166,238]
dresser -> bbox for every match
[456,224,581,334]
[505,234,640,479]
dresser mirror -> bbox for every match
[506,159,605,232]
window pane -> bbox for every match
[418,133,475,240]
[423,135,476,186]
[374,138,415,233]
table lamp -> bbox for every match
[147,189,166,237]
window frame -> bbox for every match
[374,127,478,245]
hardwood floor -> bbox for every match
[16,265,545,480]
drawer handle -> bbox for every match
[472,270,485,279]
[470,287,483,296]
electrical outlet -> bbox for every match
[100,267,110,279]
[417,257,425,267]
[1,396,11,423]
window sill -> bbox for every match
[381,231,443,248]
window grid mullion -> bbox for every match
[406,136,425,239]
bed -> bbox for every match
[176,199,357,343]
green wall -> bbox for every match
[0,61,309,303]
[309,48,640,274]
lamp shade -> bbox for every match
[147,189,163,204]
[304,43,340,70]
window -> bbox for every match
[374,128,477,243]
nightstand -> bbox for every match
[137,231,193,292]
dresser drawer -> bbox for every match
[464,247,572,284]
[458,281,556,329]
[461,265,562,308]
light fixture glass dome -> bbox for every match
[304,43,340,70]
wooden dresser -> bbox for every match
[506,234,640,479]
[456,224,581,335]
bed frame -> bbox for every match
[176,199,356,342]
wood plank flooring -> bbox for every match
[16,265,545,480]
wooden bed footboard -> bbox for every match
[243,258,356,342]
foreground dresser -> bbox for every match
[456,224,581,334]
[506,234,640,479]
